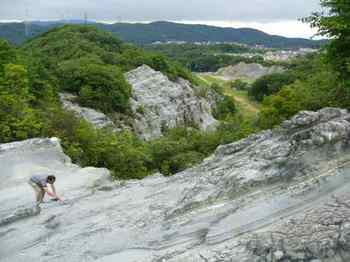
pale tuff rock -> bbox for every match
[215,62,284,81]
[59,65,218,140]
[125,65,218,140]
[59,93,116,129]
[1,108,350,262]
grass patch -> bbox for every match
[197,73,260,119]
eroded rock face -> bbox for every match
[1,108,350,262]
[125,65,218,140]
[59,66,218,141]
[215,62,284,81]
[59,93,116,129]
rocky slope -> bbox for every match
[126,65,218,140]
[1,108,350,262]
[215,62,284,81]
[59,65,218,140]
[59,93,116,129]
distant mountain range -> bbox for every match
[0,20,324,49]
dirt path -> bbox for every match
[197,74,260,118]
[224,90,259,115]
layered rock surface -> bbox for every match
[126,65,218,140]
[215,62,284,81]
[1,108,350,262]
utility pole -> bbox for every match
[84,12,88,25]
[24,8,31,38]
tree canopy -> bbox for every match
[307,0,350,79]
[22,25,197,113]
[0,25,252,180]
[249,72,296,102]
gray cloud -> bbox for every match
[0,0,321,22]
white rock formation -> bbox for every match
[215,62,284,81]
[125,65,218,140]
[2,108,350,262]
[59,93,115,129]
[59,66,218,141]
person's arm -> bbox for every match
[51,184,57,195]
[43,186,64,202]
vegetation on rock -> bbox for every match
[22,25,198,114]
[1,0,349,179]
[0,25,253,179]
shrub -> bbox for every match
[0,39,17,75]
[0,64,42,143]
[231,79,248,90]
[214,96,236,120]
[136,105,145,115]
[211,82,224,95]
[57,59,131,113]
[258,58,346,129]
[249,72,296,102]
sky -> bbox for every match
[0,0,322,38]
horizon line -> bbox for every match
[0,19,319,39]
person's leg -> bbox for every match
[37,189,45,204]
[28,181,44,205]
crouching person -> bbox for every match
[28,174,64,206]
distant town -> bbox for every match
[150,41,318,62]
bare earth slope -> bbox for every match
[1,108,350,262]
[215,62,284,81]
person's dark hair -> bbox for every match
[47,175,56,184]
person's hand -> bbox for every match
[52,196,65,204]
[58,197,66,204]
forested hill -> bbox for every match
[0,21,324,48]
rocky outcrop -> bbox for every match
[59,93,116,129]
[125,65,218,140]
[1,108,350,262]
[59,66,218,141]
[215,62,284,81]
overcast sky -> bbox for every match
[0,0,322,38]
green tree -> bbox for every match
[307,0,350,79]
[258,86,304,129]
[0,40,16,74]
[58,58,131,113]
[231,79,248,90]
[214,96,236,120]
[210,82,224,95]
[0,64,41,142]
[249,73,296,102]
[2,64,29,96]
[257,57,346,129]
